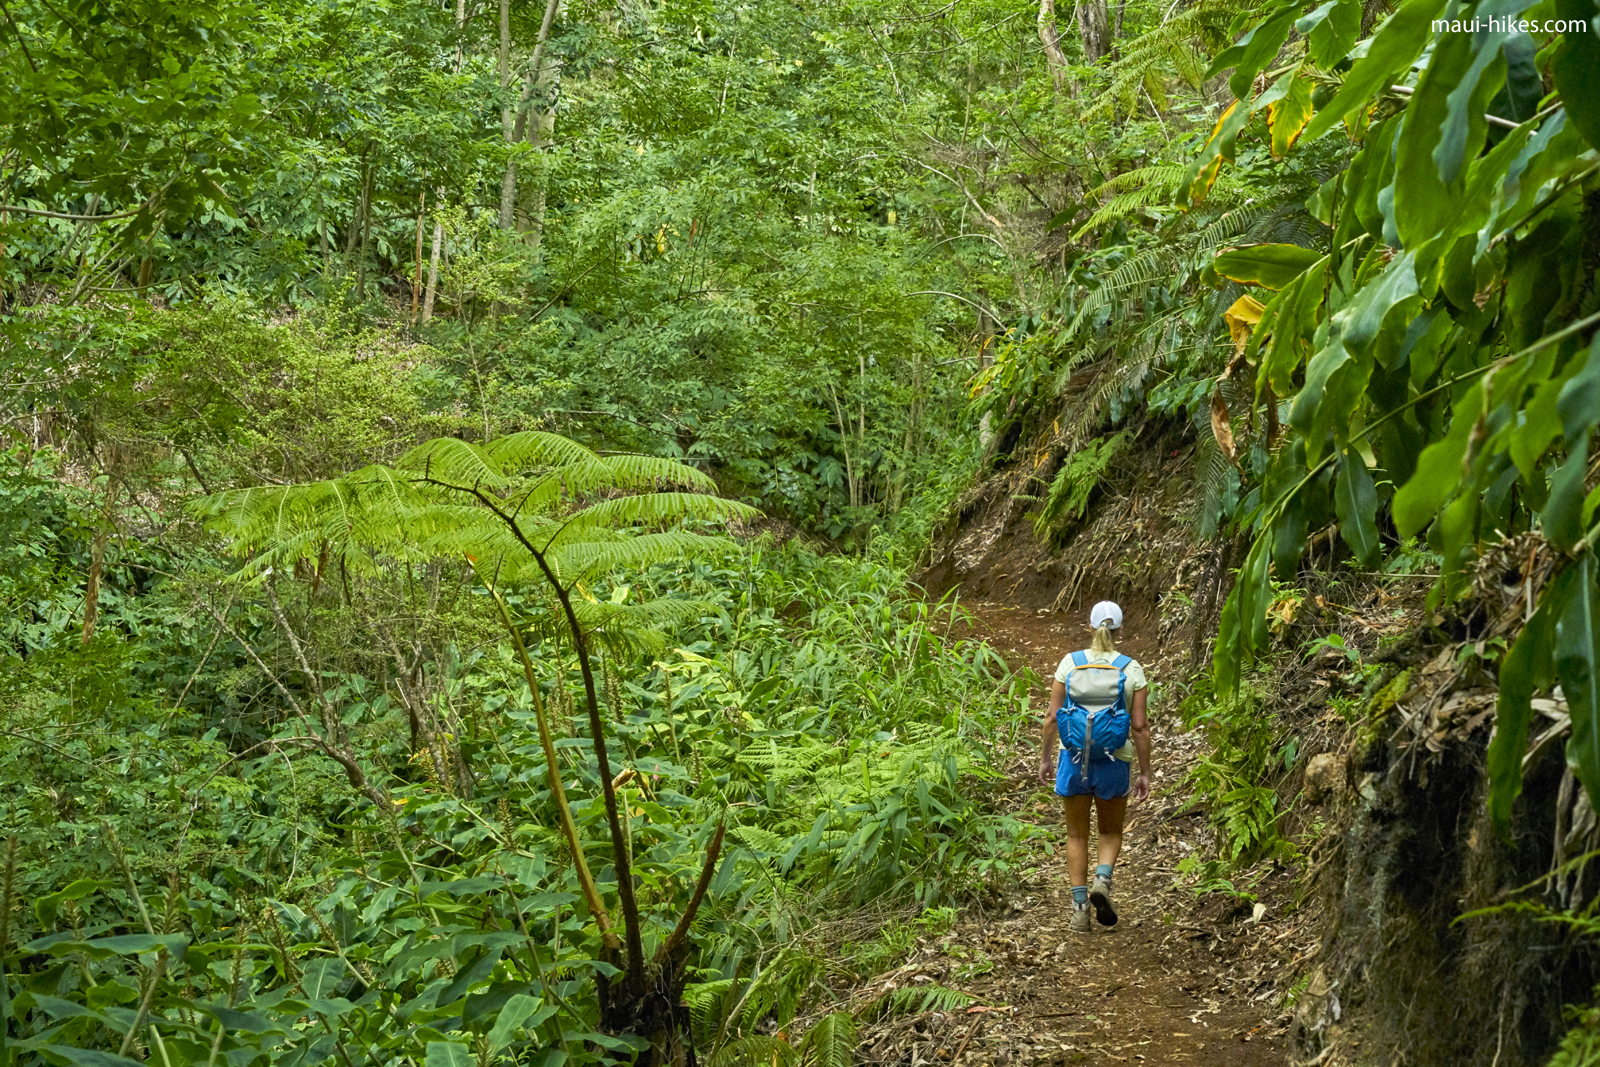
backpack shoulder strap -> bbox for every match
[1111,654,1133,706]
[1071,650,1089,667]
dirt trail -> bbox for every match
[864,602,1295,1066]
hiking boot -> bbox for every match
[1089,875,1118,927]
[1070,901,1091,934]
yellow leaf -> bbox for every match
[1210,386,1239,466]
[1224,294,1265,356]
[1269,75,1315,158]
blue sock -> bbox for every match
[1096,863,1113,886]
[1071,885,1088,906]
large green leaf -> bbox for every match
[1392,31,1482,243]
[1434,0,1540,183]
[1545,440,1591,550]
[1334,450,1381,566]
[1334,251,1420,356]
[1299,0,1363,67]
[1205,2,1299,95]
[1559,556,1600,813]
[1557,336,1600,448]
[300,958,346,1000]
[1303,0,1449,143]
[1392,380,1485,537]
[1228,5,1301,100]
[42,1050,145,1067]
[425,1041,476,1067]
[33,880,114,928]
[486,993,554,1051]
[1214,245,1324,290]
[1551,0,1600,149]
[1487,564,1572,834]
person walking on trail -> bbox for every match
[1037,601,1153,934]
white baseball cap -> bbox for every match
[1090,601,1123,630]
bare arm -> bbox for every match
[1038,679,1066,786]
[1130,686,1152,801]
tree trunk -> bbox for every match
[1077,0,1111,63]
[1037,0,1069,94]
[501,0,563,232]
[1114,0,1126,42]
[497,0,515,230]
[422,215,444,323]
[411,188,425,322]
[518,57,561,246]
[356,167,373,300]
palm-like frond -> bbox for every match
[1072,165,1248,239]
[549,531,734,583]
[486,429,599,469]
[566,492,761,528]
[395,437,508,490]
[192,432,759,655]
[797,1012,856,1067]
[519,598,718,656]
[708,1036,798,1067]
[502,457,720,517]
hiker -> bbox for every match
[1037,600,1152,933]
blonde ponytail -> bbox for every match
[1090,622,1117,654]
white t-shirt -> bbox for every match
[1054,650,1148,712]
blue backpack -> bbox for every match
[1056,651,1134,763]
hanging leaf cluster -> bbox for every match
[1202,0,1600,831]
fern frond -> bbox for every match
[565,492,761,529]
[486,429,599,470]
[708,1036,798,1067]
[861,984,976,1020]
[684,978,738,1041]
[797,1012,856,1067]
[729,825,788,855]
[395,437,508,489]
[517,598,715,656]
[502,458,721,516]
[548,531,735,582]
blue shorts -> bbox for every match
[1055,752,1131,799]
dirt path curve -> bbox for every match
[897,601,1293,1067]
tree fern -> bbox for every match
[193,430,759,1030]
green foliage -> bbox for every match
[1173,854,1259,903]
[1202,0,1600,843]
[1034,431,1131,538]
[862,984,977,1021]
[1180,674,1297,864]
[1549,1002,1600,1067]
[0,512,1041,1064]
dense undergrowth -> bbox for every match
[0,456,1039,1064]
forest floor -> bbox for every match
[856,600,1308,1067]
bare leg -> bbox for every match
[1062,795,1092,890]
[1094,795,1128,869]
